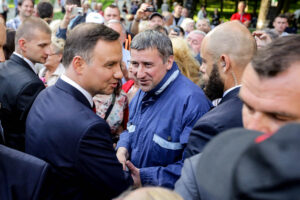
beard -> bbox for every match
[204,63,224,101]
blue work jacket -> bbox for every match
[117,62,212,188]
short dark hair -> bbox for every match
[66,0,81,7]
[252,35,300,78]
[18,0,34,6]
[277,13,288,20]
[63,23,120,67]
[37,1,53,23]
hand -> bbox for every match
[60,4,77,29]
[116,147,129,170]
[135,3,149,21]
[126,160,142,188]
[253,30,272,49]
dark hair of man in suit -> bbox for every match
[251,35,300,78]
[36,1,53,24]
[15,16,51,48]
[63,23,120,68]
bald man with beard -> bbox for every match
[175,21,256,199]
[183,21,256,159]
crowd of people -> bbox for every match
[0,0,299,199]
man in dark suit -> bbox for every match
[26,23,132,199]
[0,17,51,151]
[184,21,257,158]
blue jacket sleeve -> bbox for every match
[116,130,131,152]
[56,27,67,40]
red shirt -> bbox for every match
[230,12,251,23]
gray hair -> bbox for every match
[190,30,206,37]
[130,30,173,63]
[196,18,210,26]
[106,19,126,33]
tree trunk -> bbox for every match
[220,0,223,16]
[256,0,271,29]
[235,0,238,13]
[283,0,290,13]
[253,0,258,16]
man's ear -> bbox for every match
[219,54,231,73]
[71,56,85,75]
[18,38,26,53]
[166,55,174,70]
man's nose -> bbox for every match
[114,64,123,80]
[136,66,146,79]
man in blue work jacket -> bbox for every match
[116,30,211,188]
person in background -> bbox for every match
[186,30,206,65]
[230,1,251,28]
[196,18,211,34]
[272,14,289,36]
[104,4,121,21]
[35,1,53,24]
[171,37,201,86]
[252,28,278,49]
[149,12,164,29]
[180,18,194,37]
[172,2,184,26]
[197,5,207,20]
[211,8,220,27]
[39,37,65,87]
[181,7,189,18]
[168,25,184,38]
[6,0,34,30]
[3,29,16,60]
[0,17,51,151]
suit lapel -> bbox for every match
[219,87,240,105]
[55,78,92,109]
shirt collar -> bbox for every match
[223,85,241,98]
[60,74,94,107]
[13,52,37,74]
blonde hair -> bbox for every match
[171,37,201,85]
[121,187,183,200]
[51,36,65,54]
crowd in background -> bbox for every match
[0,0,299,199]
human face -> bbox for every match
[200,39,224,100]
[44,45,62,70]
[240,63,300,134]
[196,20,210,33]
[104,7,120,21]
[174,5,182,16]
[186,22,195,33]
[19,0,34,18]
[150,16,164,28]
[130,48,172,92]
[273,17,288,34]
[238,2,246,13]
[187,32,204,54]
[181,8,188,18]
[82,39,123,96]
[0,24,6,62]
[108,23,126,45]
[22,29,51,64]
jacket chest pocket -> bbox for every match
[151,133,183,165]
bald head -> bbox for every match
[202,21,256,69]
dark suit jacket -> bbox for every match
[0,144,49,200]
[185,87,243,158]
[25,78,132,200]
[0,54,45,151]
